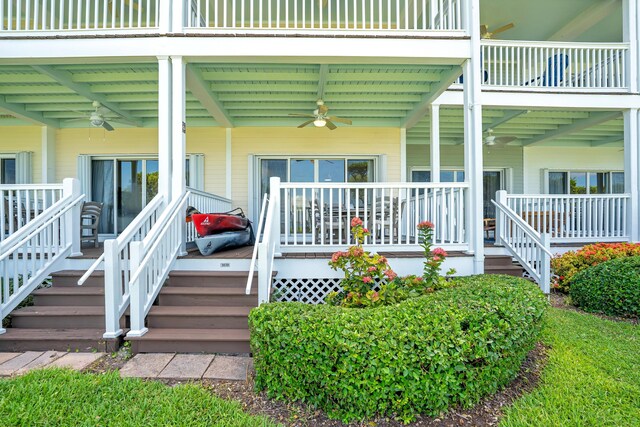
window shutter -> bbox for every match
[188,154,205,191]
[77,155,92,201]
[15,151,32,184]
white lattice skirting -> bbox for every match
[272,278,386,304]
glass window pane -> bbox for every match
[185,159,190,187]
[549,172,567,194]
[91,160,115,234]
[260,159,287,197]
[440,170,455,182]
[290,159,314,183]
[347,159,374,183]
[411,170,431,182]
[118,160,143,232]
[1,159,16,184]
[611,172,625,193]
[319,159,345,183]
[146,160,159,203]
[456,171,465,182]
[570,172,587,194]
[591,172,607,194]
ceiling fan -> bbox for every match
[484,128,518,146]
[480,22,515,39]
[66,101,134,131]
[289,99,352,130]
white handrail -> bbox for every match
[100,193,165,338]
[246,193,269,295]
[493,194,551,293]
[1,192,84,333]
[257,178,280,304]
[127,192,190,337]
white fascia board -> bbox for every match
[0,37,470,64]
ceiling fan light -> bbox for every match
[313,118,327,128]
[89,112,104,127]
[485,136,496,145]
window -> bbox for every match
[548,171,624,194]
[0,157,16,184]
[411,169,465,183]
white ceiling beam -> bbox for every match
[483,110,527,132]
[591,134,624,147]
[317,64,329,100]
[31,65,143,127]
[0,96,59,127]
[522,112,622,146]
[185,64,234,128]
[547,0,619,41]
[401,67,463,129]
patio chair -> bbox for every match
[80,201,103,248]
[484,218,496,239]
[374,197,406,244]
[527,53,570,87]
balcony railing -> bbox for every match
[480,40,630,92]
[0,0,159,33]
[186,0,464,33]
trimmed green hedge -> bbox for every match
[570,256,640,317]
[249,275,548,423]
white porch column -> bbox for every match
[171,0,186,33]
[400,128,407,182]
[159,0,172,32]
[226,128,232,199]
[41,126,56,183]
[171,56,186,200]
[463,0,484,273]
[623,0,638,92]
[624,109,640,242]
[430,104,441,183]
[158,56,172,200]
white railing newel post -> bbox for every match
[495,190,507,246]
[270,177,282,255]
[541,232,552,294]
[103,239,123,339]
[63,178,83,256]
[127,241,148,337]
[257,242,269,304]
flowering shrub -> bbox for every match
[417,221,455,284]
[551,242,640,292]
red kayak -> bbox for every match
[191,213,249,237]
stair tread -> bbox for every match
[160,287,257,295]
[33,287,104,295]
[11,306,104,316]
[169,271,256,278]
[0,328,105,340]
[51,270,104,277]
[127,328,250,341]
[148,306,252,316]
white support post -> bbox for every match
[257,241,269,304]
[623,0,638,93]
[127,241,148,337]
[463,0,484,274]
[541,233,551,294]
[103,239,123,339]
[400,128,407,182]
[494,190,507,246]
[624,109,640,242]
[41,126,56,183]
[271,176,282,256]
[159,0,172,32]
[171,56,186,201]
[171,0,185,33]
[63,177,82,256]
[430,104,441,183]
[158,56,172,200]
[226,128,232,199]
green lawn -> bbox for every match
[0,369,277,427]
[501,307,640,427]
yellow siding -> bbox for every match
[0,126,43,183]
[186,127,226,196]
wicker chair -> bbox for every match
[80,201,103,248]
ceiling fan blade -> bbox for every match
[325,120,337,130]
[491,23,515,36]
[480,24,489,36]
[318,104,329,114]
[298,120,315,128]
[289,113,316,118]
[495,136,517,144]
[327,116,352,125]
[102,121,115,131]
[106,117,137,127]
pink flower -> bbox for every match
[362,228,369,234]
[368,266,377,272]
[351,247,364,257]
[351,217,363,227]
[378,256,388,264]
[417,221,435,230]
[433,248,448,257]
[362,276,373,283]
[384,269,397,280]
[370,291,380,302]
[433,256,441,262]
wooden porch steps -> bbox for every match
[0,271,118,352]
[484,255,525,277]
[126,271,258,354]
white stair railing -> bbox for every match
[246,192,269,299]
[0,179,83,333]
[127,192,190,337]
[185,187,233,242]
[78,193,165,339]
[252,178,280,304]
[493,191,552,293]
[1,183,64,242]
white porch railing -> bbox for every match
[493,195,551,293]
[0,0,160,33]
[78,193,165,339]
[127,191,189,337]
[186,0,464,33]
[185,186,233,242]
[277,181,468,251]
[501,192,631,243]
[1,183,64,243]
[0,178,83,333]
[480,40,630,91]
